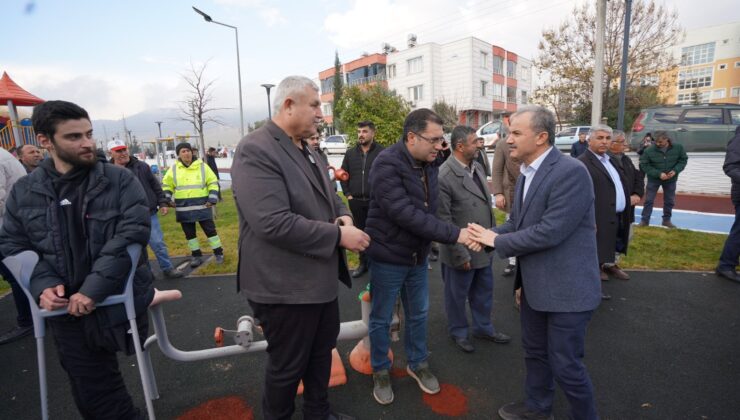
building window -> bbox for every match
[408,85,424,101]
[407,57,423,75]
[480,112,490,125]
[492,56,503,75]
[322,104,332,116]
[492,83,504,101]
[521,90,528,104]
[718,63,727,70]
[481,51,489,69]
[735,61,740,68]
[387,64,396,79]
[676,92,710,104]
[519,66,529,81]
[640,75,659,86]
[506,60,517,78]
[731,87,740,97]
[680,42,715,66]
[481,80,488,97]
[711,89,726,100]
[320,78,333,94]
[678,67,713,90]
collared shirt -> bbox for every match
[590,149,626,212]
[452,155,475,178]
[520,146,554,202]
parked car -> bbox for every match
[320,134,348,154]
[476,121,505,150]
[554,126,591,152]
[630,104,740,152]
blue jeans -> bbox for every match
[718,203,740,271]
[368,258,429,371]
[149,214,173,271]
[641,179,676,222]
[441,261,495,339]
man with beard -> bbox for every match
[340,120,384,277]
[437,125,510,353]
[17,144,43,173]
[109,139,184,279]
[306,133,330,169]
[0,100,156,418]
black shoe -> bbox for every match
[503,263,515,276]
[351,264,368,278]
[451,336,474,353]
[498,401,553,420]
[473,332,511,344]
[715,268,740,284]
[163,268,184,279]
[0,325,33,345]
[190,256,203,268]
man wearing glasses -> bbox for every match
[364,108,478,405]
[108,140,184,279]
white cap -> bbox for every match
[107,139,127,151]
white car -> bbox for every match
[554,126,590,152]
[476,121,505,150]
[320,135,348,154]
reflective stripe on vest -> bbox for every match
[172,161,206,189]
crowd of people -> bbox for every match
[0,74,738,420]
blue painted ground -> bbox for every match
[635,206,733,234]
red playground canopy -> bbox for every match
[0,72,44,106]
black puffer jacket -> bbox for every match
[0,160,154,329]
[111,156,169,213]
[365,139,459,266]
[340,142,384,200]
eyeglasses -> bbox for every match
[413,131,446,145]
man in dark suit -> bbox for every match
[232,76,369,420]
[469,105,601,420]
[716,126,740,283]
[578,125,632,282]
[437,125,510,353]
[608,129,644,261]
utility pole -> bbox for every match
[617,0,633,131]
[155,121,166,169]
[591,0,607,126]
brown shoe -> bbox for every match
[600,267,609,281]
[604,264,630,280]
[638,220,649,227]
[662,219,677,229]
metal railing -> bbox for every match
[0,123,37,150]
[348,72,387,87]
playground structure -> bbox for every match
[0,72,44,150]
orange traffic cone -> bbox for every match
[297,348,347,395]
[349,338,393,375]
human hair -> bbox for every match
[402,108,444,143]
[589,124,613,137]
[273,76,319,116]
[510,105,556,145]
[612,129,625,139]
[358,120,375,131]
[32,100,90,141]
[654,130,672,143]
[450,125,476,149]
[17,144,37,157]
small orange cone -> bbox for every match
[297,348,347,395]
[349,338,393,375]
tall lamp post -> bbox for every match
[155,121,166,170]
[261,83,275,119]
[192,6,245,138]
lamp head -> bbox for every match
[192,6,213,22]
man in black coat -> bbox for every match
[578,125,631,283]
[716,126,740,284]
[0,100,155,418]
[340,120,385,277]
[109,139,184,279]
[608,130,644,255]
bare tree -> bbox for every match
[178,60,226,157]
[432,100,458,133]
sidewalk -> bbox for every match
[1,256,738,419]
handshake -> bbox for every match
[457,223,497,252]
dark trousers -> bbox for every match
[641,179,676,222]
[249,299,340,420]
[49,318,143,420]
[719,203,740,271]
[180,219,222,255]
[441,262,495,339]
[520,293,597,420]
[348,199,370,265]
[0,259,32,328]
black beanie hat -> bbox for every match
[176,142,192,155]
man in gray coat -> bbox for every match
[469,106,601,420]
[232,76,369,420]
[437,125,510,353]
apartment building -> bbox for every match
[318,36,532,131]
[659,21,740,104]
[318,53,388,125]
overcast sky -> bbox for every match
[4,0,739,130]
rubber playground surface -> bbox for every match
[1,255,739,419]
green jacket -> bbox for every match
[639,142,688,183]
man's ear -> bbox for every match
[37,133,53,151]
[536,131,549,146]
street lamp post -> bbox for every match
[261,83,275,119]
[155,121,167,170]
[192,6,245,138]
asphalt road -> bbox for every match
[1,256,739,419]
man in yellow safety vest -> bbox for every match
[162,142,224,266]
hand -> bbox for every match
[39,285,68,311]
[169,201,176,208]
[339,225,370,253]
[467,223,496,247]
[457,261,472,271]
[630,194,640,206]
[205,202,213,208]
[494,194,506,209]
[514,287,521,310]
[160,207,169,216]
[659,172,669,181]
[668,170,676,178]
[68,292,96,317]
[335,215,354,226]
[346,195,353,200]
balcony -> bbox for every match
[347,72,387,87]
[493,68,504,76]
[507,96,518,103]
[507,71,516,78]
[493,95,505,102]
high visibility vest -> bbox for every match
[162,159,219,221]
